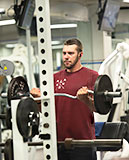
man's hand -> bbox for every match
[76,87,96,112]
[30,88,41,97]
[30,88,41,112]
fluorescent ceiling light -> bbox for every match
[50,23,77,29]
[51,41,61,45]
[0,8,5,14]
[123,0,129,3]
[52,45,63,49]
[6,44,16,48]
[0,19,16,26]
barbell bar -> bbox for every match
[0,91,122,100]
[1,92,77,100]
[0,138,123,148]
[58,138,123,149]
[33,75,122,114]
[54,90,122,98]
[0,74,122,114]
[1,90,122,99]
[1,138,123,160]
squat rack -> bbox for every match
[35,0,58,160]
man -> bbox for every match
[31,38,99,160]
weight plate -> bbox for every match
[4,139,13,160]
[7,76,30,106]
[0,60,15,76]
[6,107,12,129]
[16,97,40,139]
[94,75,113,114]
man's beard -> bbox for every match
[64,56,79,69]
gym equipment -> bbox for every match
[7,76,30,106]
[2,74,122,114]
[58,138,123,150]
[0,60,15,76]
[16,97,40,139]
[0,107,12,129]
[0,76,39,139]
[0,97,39,140]
[4,139,13,160]
[0,138,123,160]
[94,75,121,114]
[0,74,125,158]
[55,75,122,114]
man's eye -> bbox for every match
[63,52,74,55]
[68,52,74,55]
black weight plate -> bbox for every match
[4,139,13,160]
[94,75,113,114]
[6,107,12,129]
[16,97,40,139]
[7,76,30,106]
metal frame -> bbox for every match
[11,99,28,160]
[35,0,58,159]
[98,42,129,121]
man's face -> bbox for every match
[62,44,80,69]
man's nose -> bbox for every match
[64,53,70,58]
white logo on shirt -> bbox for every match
[56,79,66,89]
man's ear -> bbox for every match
[79,52,83,57]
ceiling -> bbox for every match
[1,0,128,22]
[0,0,99,21]
[0,0,98,44]
[0,0,129,44]
[0,0,98,10]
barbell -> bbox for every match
[1,138,123,160]
[54,75,122,114]
[0,74,122,114]
[1,138,122,149]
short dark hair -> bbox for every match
[64,38,83,53]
